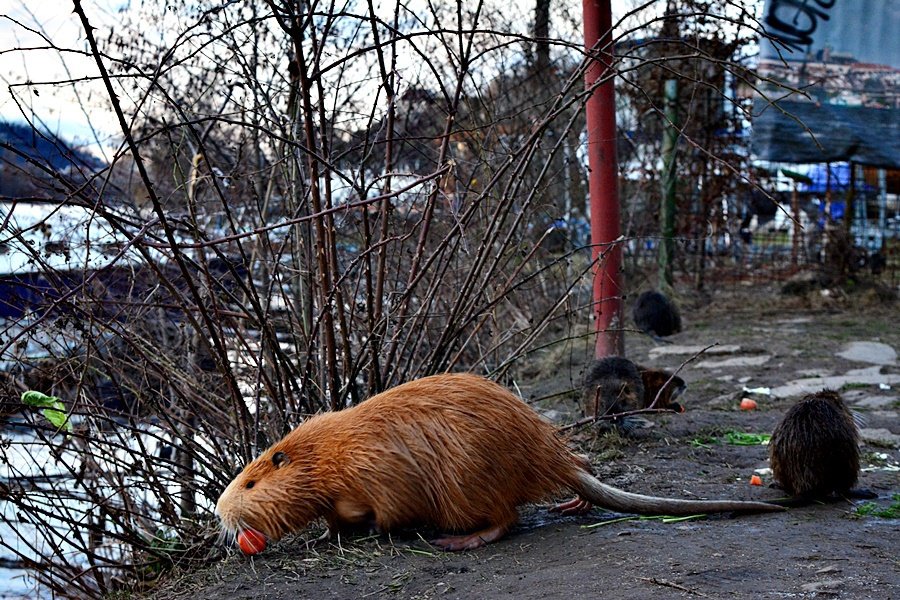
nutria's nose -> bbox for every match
[214,478,236,515]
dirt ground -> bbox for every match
[148,287,900,600]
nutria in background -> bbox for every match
[216,374,781,553]
[769,389,865,499]
[632,290,682,340]
[582,358,686,424]
[582,357,644,420]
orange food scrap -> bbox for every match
[740,398,758,411]
[749,474,763,486]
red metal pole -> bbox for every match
[583,0,624,358]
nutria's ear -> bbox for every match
[272,451,290,468]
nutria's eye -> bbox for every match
[246,480,256,489]
[272,451,290,468]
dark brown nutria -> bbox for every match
[582,358,686,423]
[769,389,861,499]
[582,357,644,420]
[637,365,686,413]
[217,374,782,552]
[632,290,682,339]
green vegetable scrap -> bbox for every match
[723,431,771,446]
[21,390,72,434]
[582,514,706,529]
[690,431,770,447]
[855,494,900,519]
[690,435,718,448]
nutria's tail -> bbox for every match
[574,471,785,515]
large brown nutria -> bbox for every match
[769,389,864,499]
[632,290,682,340]
[216,374,781,552]
[582,358,686,424]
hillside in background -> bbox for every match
[0,121,106,199]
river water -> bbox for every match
[0,419,208,598]
[1,424,72,599]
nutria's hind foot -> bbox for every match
[430,524,509,551]
[550,497,593,516]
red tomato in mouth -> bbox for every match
[237,528,267,555]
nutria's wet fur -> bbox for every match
[769,389,860,499]
[582,358,686,420]
[633,290,682,339]
[216,374,781,551]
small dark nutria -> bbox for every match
[216,374,782,553]
[582,356,687,429]
[582,358,686,425]
[769,389,870,500]
[632,290,682,340]
[582,357,645,421]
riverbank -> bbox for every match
[144,294,900,599]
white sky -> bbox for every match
[0,0,535,158]
[0,0,122,157]
[0,0,721,160]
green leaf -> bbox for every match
[21,390,61,408]
[22,391,71,433]
[42,406,72,433]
